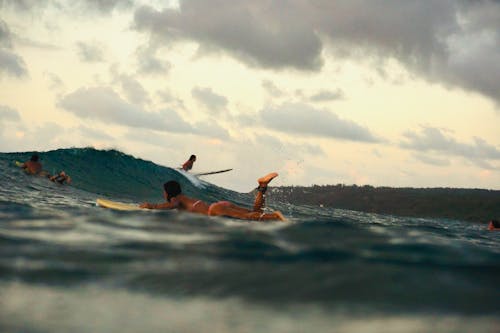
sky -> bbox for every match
[1,0,499,192]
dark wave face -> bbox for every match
[0,148,499,333]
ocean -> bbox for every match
[1,148,498,333]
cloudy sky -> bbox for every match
[1,0,499,191]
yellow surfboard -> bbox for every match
[96,198,145,211]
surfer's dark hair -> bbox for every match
[30,154,39,162]
[189,155,196,161]
[163,181,181,202]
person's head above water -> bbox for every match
[30,154,39,162]
[163,180,182,202]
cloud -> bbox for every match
[445,30,500,105]
[59,87,192,132]
[259,103,380,142]
[33,122,65,142]
[110,71,151,106]
[133,0,500,104]
[0,49,27,77]
[133,2,323,70]
[0,0,48,12]
[256,133,324,157]
[77,0,134,13]
[401,126,500,165]
[0,0,134,14]
[413,153,451,167]
[192,121,230,139]
[120,76,150,106]
[44,72,64,90]
[15,37,59,50]
[124,128,180,149]
[77,125,114,141]
[1,15,57,51]
[58,86,229,139]
[76,41,105,63]
[0,19,13,48]
[0,104,20,122]
[309,89,344,102]
[233,113,259,127]
[191,87,228,113]
[135,45,171,75]
[5,122,67,149]
[0,19,28,78]
[0,104,20,137]
[262,80,284,97]
[156,89,187,111]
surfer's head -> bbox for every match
[163,180,181,202]
[189,154,196,161]
[30,154,39,162]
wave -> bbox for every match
[1,147,499,331]
[0,147,250,205]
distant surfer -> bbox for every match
[19,154,43,175]
[488,219,500,231]
[182,154,196,171]
[49,171,72,185]
[140,172,286,221]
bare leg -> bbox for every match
[208,202,251,217]
[211,204,285,221]
[253,172,278,212]
[243,210,286,221]
[208,172,286,221]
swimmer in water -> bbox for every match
[49,171,72,185]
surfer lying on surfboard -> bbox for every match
[19,154,43,175]
[140,172,286,221]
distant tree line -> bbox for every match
[271,184,500,222]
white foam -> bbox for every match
[174,169,206,188]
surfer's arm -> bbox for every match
[140,200,179,210]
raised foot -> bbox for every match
[258,172,278,187]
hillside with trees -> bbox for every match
[271,185,500,222]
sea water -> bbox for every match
[0,148,498,333]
